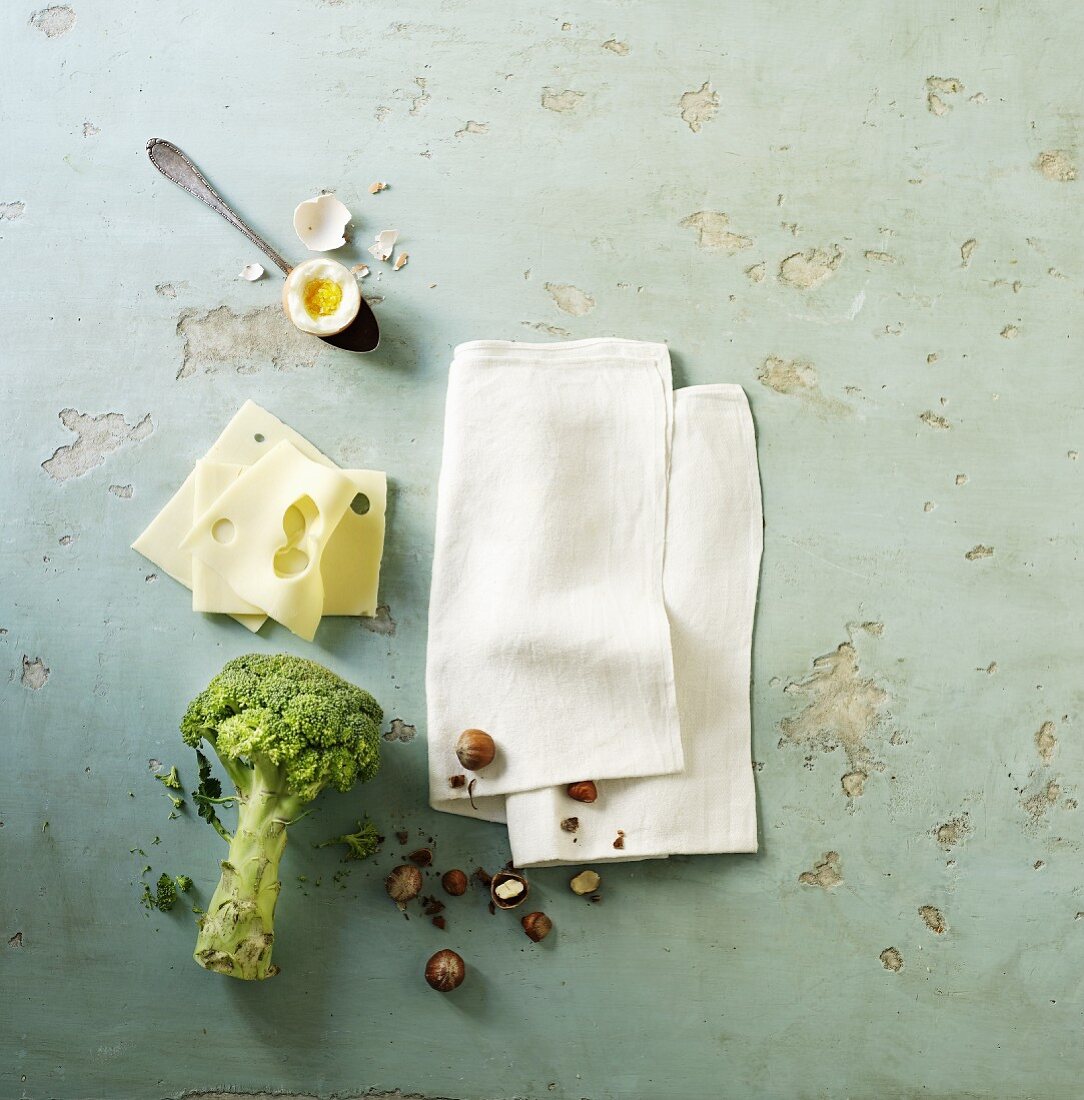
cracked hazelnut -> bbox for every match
[490,868,529,910]
[569,869,600,896]
[408,847,433,867]
[455,728,496,770]
[386,864,423,909]
[566,780,598,803]
[424,948,465,992]
[442,869,469,896]
[521,911,553,942]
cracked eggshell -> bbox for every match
[239,263,265,281]
[293,193,352,252]
[368,229,399,262]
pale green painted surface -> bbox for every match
[2,2,1082,1098]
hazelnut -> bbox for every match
[521,911,553,942]
[490,868,529,910]
[408,847,433,867]
[566,780,598,804]
[569,869,600,896]
[442,869,469,896]
[386,864,423,908]
[455,728,496,771]
[424,948,465,992]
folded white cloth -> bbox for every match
[427,339,762,866]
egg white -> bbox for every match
[281,258,361,336]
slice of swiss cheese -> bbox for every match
[131,401,387,627]
[183,441,355,641]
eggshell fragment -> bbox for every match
[239,263,265,281]
[394,252,409,270]
[293,193,352,252]
[368,229,399,262]
[351,263,371,279]
[369,181,388,194]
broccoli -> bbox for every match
[315,818,382,861]
[155,765,182,790]
[180,654,382,980]
[142,872,179,912]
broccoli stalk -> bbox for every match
[180,654,382,980]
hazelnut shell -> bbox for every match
[490,868,530,910]
[424,948,466,992]
[455,728,496,771]
[566,780,598,804]
[521,911,553,942]
[442,869,469,896]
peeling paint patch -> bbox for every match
[960,238,978,267]
[42,409,153,481]
[602,38,629,55]
[798,851,842,889]
[880,946,903,972]
[29,5,76,37]
[21,656,49,691]
[864,250,896,265]
[455,120,489,137]
[545,282,595,316]
[780,640,890,785]
[384,719,417,743]
[919,410,951,430]
[679,81,718,133]
[935,814,971,849]
[408,76,430,116]
[541,88,585,113]
[926,75,963,115]
[778,246,843,290]
[1035,721,1057,764]
[0,202,26,221]
[919,905,947,934]
[964,544,993,561]
[757,356,848,415]
[176,305,319,378]
[522,321,573,338]
[1021,778,1063,824]
[680,211,753,254]
[361,604,396,635]
[108,483,133,499]
[745,262,766,284]
[841,771,867,798]
[1035,150,1076,182]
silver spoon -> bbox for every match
[146,138,379,353]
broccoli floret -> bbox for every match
[141,872,179,912]
[180,654,382,980]
[155,765,182,790]
[315,818,382,861]
[175,875,193,893]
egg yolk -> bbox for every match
[303,278,343,319]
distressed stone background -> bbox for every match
[2,1,1082,1098]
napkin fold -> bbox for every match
[427,339,762,866]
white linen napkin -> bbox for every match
[427,339,684,822]
[504,385,762,865]
[426,340,762,867]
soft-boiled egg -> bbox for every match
[281,258,361,336]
